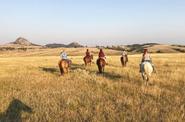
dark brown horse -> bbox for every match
[120,55,128,67]
[58,59,71,75]
[96,58,106,73]
[83,55,93,66]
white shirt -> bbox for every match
[122,51,127,57]
[143,53,151,61]
[60,52,68,59]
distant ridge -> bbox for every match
[45,42,83,48]
[45,43,66,48]
[105,43,185,53]
[0,38,185,53]
[67,42,83,48]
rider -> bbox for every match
[122,49,128,62]
[60,50,72,65]
[140,48,156,73]
[98,49,107,64]
[85,49,91,58]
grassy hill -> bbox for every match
[0,48,122,57]
[107,43,185,53]
[1,41,185,54]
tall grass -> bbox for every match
[0,52,185,121]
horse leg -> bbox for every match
[145,81,148,86]
[60,68,64,75]
[98,65,102,73]
[66,67,69,74]
[84,60,87,66]
[142,73,145,80]
[63,67,67,74]
[147,76,149,82]
[84,59,87,66]
[58,62,63,75]
[99,67,102,73]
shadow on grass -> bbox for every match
[87,69,123,81]
[100,72,122,80]
[70,64,85,70]
[0,98,32,122]
[71,63,123,81]
[39,67,59,74]
[101,72,122,80]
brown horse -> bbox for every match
[120,55,128,67]
[58,59,71,75]
[96,58,106,73]
[83,55,93,66]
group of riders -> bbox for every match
[59,48,156,73]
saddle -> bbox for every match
[97,58,106,65]
[99,57,106,61]
[85,55,91,59]
[61,59,72,66]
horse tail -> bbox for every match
[121,56,127,67]
[58,60,64,75]
[120,57,123,66]
[97,59,103,73]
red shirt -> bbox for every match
[99,51,105,58]
[86,51,90,57]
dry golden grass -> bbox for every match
[0,48,185,122]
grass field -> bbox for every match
[0,49,185,121]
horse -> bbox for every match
[120,55,128,67]
[96,58,106,73]
[58,59,71,75]
[0,99,32,122]
[83,55,93,66]
[141,62,153,84]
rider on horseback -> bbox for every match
[98,49,107,64]
[85,49,91,58]
[140,48,156,73]
[122,49,128,62]
[60,50,72,65]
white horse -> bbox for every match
[141,62,153,83]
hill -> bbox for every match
[45,43,66,48]
[0,37,42,51]
[10,37,39,46]
[45,42,83,48]
[106,43,185,53]
[67,42,83,48]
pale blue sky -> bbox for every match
[0,0,185,46]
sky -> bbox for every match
[0,0,185,46]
